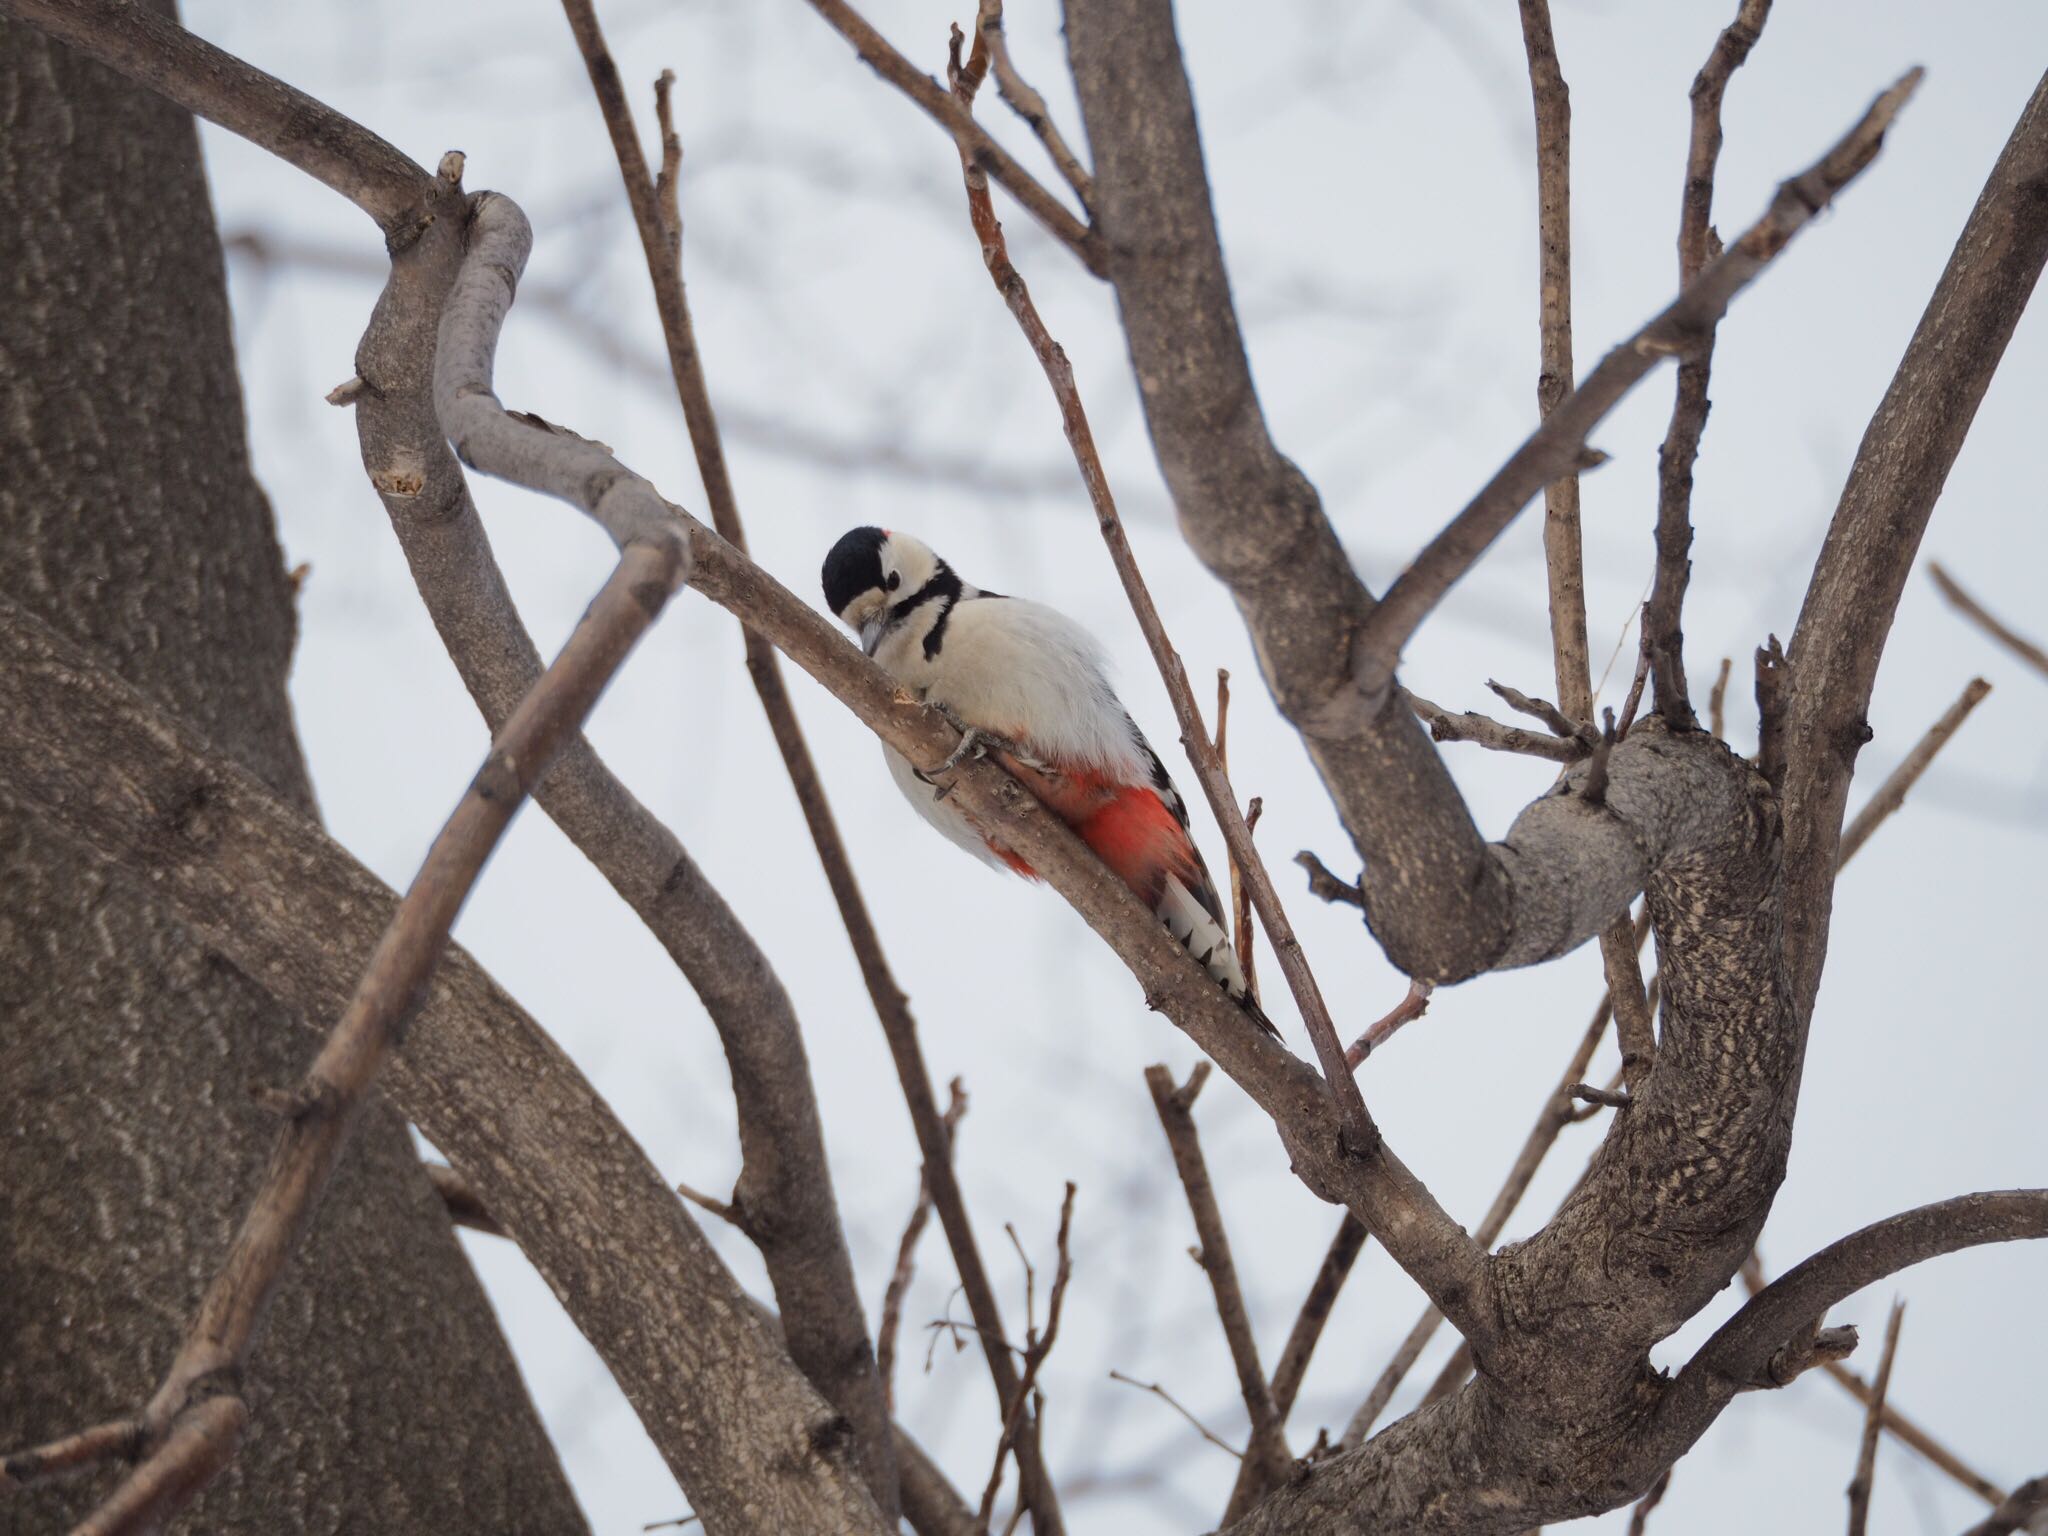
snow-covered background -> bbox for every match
[191,1,2046,1530]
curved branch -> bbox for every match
[1781,68,2048,1015]
[0,0,432,235]
[1655,1192,2048,1454]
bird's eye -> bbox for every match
[885,571,902,591]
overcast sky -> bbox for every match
[189,2,2046,1531]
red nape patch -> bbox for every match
[1076,786,1202,908]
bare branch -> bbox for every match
[1707,657,1735,741]
[555,9,937,1511]
[0,1421,143,1490]
[1107,1372,1242,1461]
[947,33,1377,1152]
[1294,852,1364,909]
[879,1081,968,1413]
[1780,70,2048,1015]
[1845,1299,1905,1536]
[1600,915,1656,1089]
[1514,0,1592,724]
[1214,671,1263,1005]
[798,0,1104,272]
[1627,1467,1673,1535]
[426,1162,506,1238]
[1144,1066,1291,1513]
[1838,677,1992,865]
[0,0,431,232]
[1741,1253,2006,1505]
[1406,690,1588,762]
[975,0,1094,210]
[1960,1475,2048,1536]
[1343,980,1435,1069]
[979,1184,1078,1528]
[1270,1216,1369,1421]
[1657,1192,2048,1455]
[1929,564,2048,682]
[1357,67,1920,699]
[1644,0,1774,728]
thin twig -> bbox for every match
[1846,1299,1906,1536]
[1743,1256,2003,1504]
[0,1420,143,1489]
[1838,678,1992,868]
[1143,1066,1290,1516]
[1929,564,2048,681]
[674,1180,742,1228]
[1107,1372,1243,1461]
[1615,650,1652,739]
[948,29,1374,1149]
[1344,980,1435,1068]
[974,0,1093,210]
[1214,670,1262,1005]
[1405,690,1587,762]
[1355,68,1921,700]
[1644,0,1774,728]
[652,69,682,254]
[1294,851,1364,909]
[879,1080,969,1414]
[1627,1466,1674,1535]
[1270,1216,1369,1421]
[1487,679,1587,740]
[977,1184,1078,1528]
[1600,913,1656,1089]
[1515,0,1591,725]
[799,0,1104,273]
[1571,1082,1633,1110]
[1708,656,1734,740]
[425,1162,507,1238]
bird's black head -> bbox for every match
[822,525,891,620]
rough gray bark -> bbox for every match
[0,11,584,1533]
[0,592,894,1536]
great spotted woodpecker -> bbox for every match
[823,526,1272,1032]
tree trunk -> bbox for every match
[0,10,588,1531]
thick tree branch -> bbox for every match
[0,0,431,234]
[1643,0,1773,728]
[45,526,684,1534]
[1781,69,2048,1016]
[0,593,891,1533]
[1359,67,1919,700]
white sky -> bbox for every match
[190,2,2046,1531]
